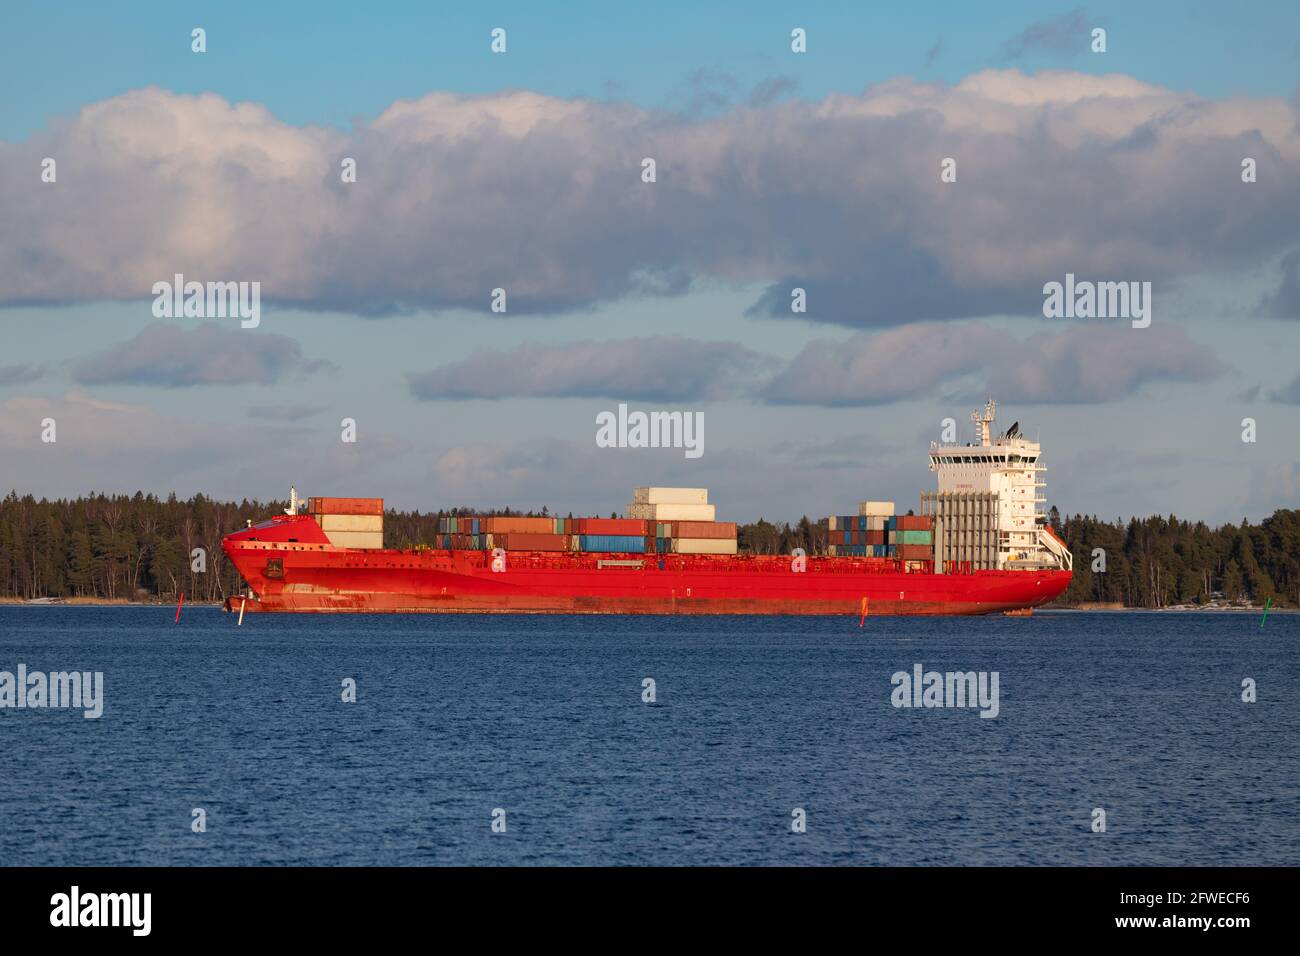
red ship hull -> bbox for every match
[221,517,1071,616]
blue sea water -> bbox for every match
[0,606,1296,866]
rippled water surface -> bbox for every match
[1,606,1295,865]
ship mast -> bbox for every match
[971,399,996,447]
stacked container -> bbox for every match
[626,488,736,554]
[431,514,653,553]
[626,487,715,522]
[824,501,932,560]
[424,489,741,556]
[310,497,384,549]
[893,514,934,560]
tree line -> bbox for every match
[1052,508,1298,608]
[0,491,1294,608]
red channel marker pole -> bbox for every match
[175,591,184,623]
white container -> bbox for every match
[317,514,383,533]
[672,537,738,555]
[866,515,887,531]
[828,516,839,531]
[326,530,384,549]
[632,487,709,505]
[858,501,895,516]
[627,502,716,521]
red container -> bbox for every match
[895,515,933,531]
[899,544,932,560]
[673,521,736,539]
[497,533,569,552]
[866,530,885,545]
[583,518,646,536]
[308,497,383,516]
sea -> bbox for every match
[0,606,1295,866]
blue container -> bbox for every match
[471,518,480,535]
[837,544,867,556]
[872,544,887,557]
[579,534,646,553]
[656,537,667,554]
[886,516,897,531]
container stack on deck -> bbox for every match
[429,488,735,556]
[892,514,935,562]
[309,497,384,549]
[627,488,737,555]
[434,515,582,552]
[824,500,934,561]
[826,500,891,556]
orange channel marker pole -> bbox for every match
[859,596,869,627]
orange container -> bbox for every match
[895,515,933,531]
[672,521,736,539]
[308,497,384,516]
[482,516,555,534]
[497,533,570,551]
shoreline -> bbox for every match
[0,598,224,607]
[1045,605,1288,613]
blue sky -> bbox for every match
[2,2,1298,523]
[4,0,1299,139]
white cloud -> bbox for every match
[72,322,331,387]
[2,72,1296,324]
[763,322,1224,405]
[407,336,775,401]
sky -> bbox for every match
[1,1,1298,525]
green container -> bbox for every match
[898,530,933,545]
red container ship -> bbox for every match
[221,402,1072,616]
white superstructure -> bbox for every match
[926,401,1071,570]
